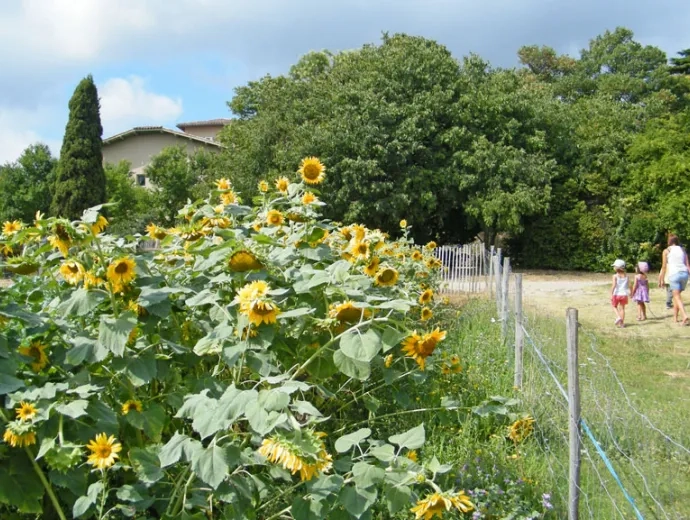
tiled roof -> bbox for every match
[103,126,223,147]
[176,119,232,129]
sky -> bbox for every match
[1,0,689,163]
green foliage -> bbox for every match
[0,144,55,222]
[51,75,106,219]
[104,161,156,235]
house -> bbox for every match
[102,119,231,188]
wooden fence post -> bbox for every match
[514,274,524,388]
[488,245,494,295]
[495,248,502,314]
[567,308,581,520]
[501,257,511,340]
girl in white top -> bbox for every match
[658,234,690,326]
[610,259,629,328]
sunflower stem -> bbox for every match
[264,506,292,520]
[257,482,303,512]
[25,446,68,520]
[97,471,108,520]
[170,470,196,516]
[165,467,190,517]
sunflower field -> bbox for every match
[0,157,489,520]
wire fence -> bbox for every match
[438,247,690,519]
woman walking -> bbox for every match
[658,235,690,326]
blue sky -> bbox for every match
[1,0,689,162]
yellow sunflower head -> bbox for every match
[216,178,232,190]
[121,400,143,415]
[91,215,109,235]
[350,240,370,261]
[375,266,399,287]
[221,190,239,205]
[421,307,433,321]
[406,450,418,462]
[384,354,393,368]
[237,280,270,305]
[450,354,460,365]
[419,289,433,305]
[86,433,122,470]
[298,157,326,185]
[258,430,332,482]
[3,422,37,448]
[59,260,85,285]
[411,250,423,262]
[244,300,280,326]
[84,272,104,290]
[363,256,380,277]
[146,223,168,240]
[275,177,290,193]
[258,180,269,193]
[508,416,536,444]
[411,491,474,519]
[229,250,262,272]
[425,241,437,250]
[399,219,407,229]
[15,401,38,422]
[106,257,137,292]
[3,220,22,236]
[266,210,284,227]
[18,341,49,372]
[441,364,451,375]
[302,191,317,205]
[48,234,71,257]
[329,301,370,324]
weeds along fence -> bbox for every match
[435,247,690,519]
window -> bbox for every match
[136,174,146,187]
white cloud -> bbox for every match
[0,107,61,163]
[99,76,183,134]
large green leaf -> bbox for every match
[339,486,377,518]
[334,428,371,453]
[193,323,234,356]
[125,355,158,386]
[388,423,425,450]
[126,403,166,441]
[0,454,44,513]
[130,446,164,484]
[55,399,89,419]
[292,496,324,520]
[57,288,107,316]
[339,329,381,362]
[352,462,385,489]
[97,312,137,357]
[192,443,229,489]
[73,481,103,518]
[159,432,192,467]
[0,373,24,394]
[333,350,370,381]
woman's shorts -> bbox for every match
[611,295,628,307]
[669,271,689,292]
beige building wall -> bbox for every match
[103,133,220,188]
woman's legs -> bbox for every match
[673,289,688,324]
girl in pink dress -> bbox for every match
[632,262,650,321]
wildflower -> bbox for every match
[302,191,317,205]
[91,215,109,235]
[402,328,447,370]
[329,301,370,324]
[86,433,122,470]
[425,241,437,250]
[298,157,326,185]
[2,220,22,236]
[121,400,143,415]
[215,178,232,190]
[374,266,399,287]
[364,256,380,277]
[228,250,262,272]
[419,289,433,305]
[406,450,418,462]
[410,491,474,519]
[421,307,433,321]
[266,210,284,227]
[3,422,37,448]
[508,416,536,443]
[258,180,269,193]
[16,401,38,422]
[59,260,85,285]
[106,257,137,293]
[384,354,393,368]
[542,493,553,510]
[258,430,332,481]
[19,340,49,372]
[399,219,407,229]
[275,177,290,193]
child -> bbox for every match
[631,261,650,321]
[611,259,629,328]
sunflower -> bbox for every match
[350,240,370,261]
[266,210,284,227]
[401,328,447,370]
[84,272,104,290]
[399,219,407,229]
[298,157,326,185]
[216,178,232,190]
[275,177,290,193]
[86,433,122,470]
[375,267,399,287]
[229,250,262,272]
[258,430,332,482]
[351,224,366,241]
[384,354,393,368]
[245,300,280,326]
[411,250,423,262]
[450,354,460,365]
[339,226,353,241]
[236,326,259,340]
[419,289,433,305]
[146,223,167,240]
[302,191,317,205]
[363,256,380,277]
[508,416,536,444]
[106,257,137,292]
[258,180,269,193]
[421,307,433,321]
[48,234,71,257]
[406,450,418,463]
[59,260,84,285]
[237,280,270,304]
[441,364,451,375]
[16,402,38,422]
[3,220,22,236]
[3,423,36,448]
[221,190,239,205]
[425,241,437,250]
[121,400,143,415]
[329,301,370,324]
[18,341,49,372]
[410,492,474,519]
[91,215,109,235]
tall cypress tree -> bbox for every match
[51,75,106,219]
